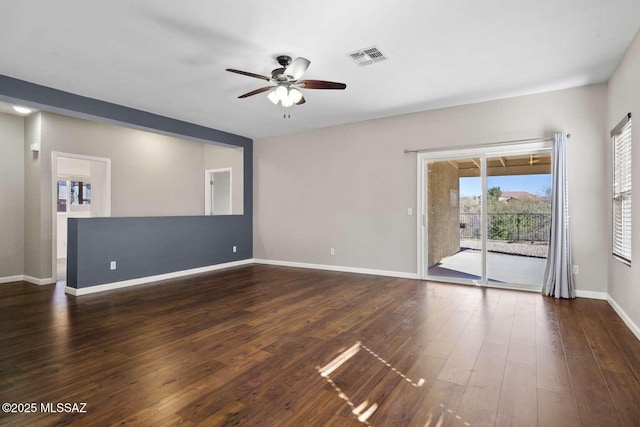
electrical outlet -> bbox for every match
[233,246,237,253]
[330,248,335,256]
[572,265,579,274]
[407,208,413,216]
[110,261,117,270]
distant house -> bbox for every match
[499,191,536,202]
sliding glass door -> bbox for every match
[486,154,551,286]
[425,156,484,283]
[419,143,552,290]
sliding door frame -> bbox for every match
[417,141,553,290]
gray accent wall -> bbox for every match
[68,216,252,288]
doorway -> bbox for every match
[205,168,232,215]
[52,152,111,282]
[418,142,552,290]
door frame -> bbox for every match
[204,168,232,215]
[51,151,111,282]
[417,141,552,290]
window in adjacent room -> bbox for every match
[612,113,632,265]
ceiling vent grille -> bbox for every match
[347,46,387,66]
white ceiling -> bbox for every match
[1,1,639,140]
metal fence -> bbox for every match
[459,212,551,242]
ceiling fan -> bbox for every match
[226,55,346,107]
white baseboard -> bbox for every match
[607,295,640,342]
[253,259,419,280]
[0,275,24,284]
[23,275,55,285]
[65,258,255,296]
[1,275,54,285]
[575,289,608,300]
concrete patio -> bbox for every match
[427,248,547,286]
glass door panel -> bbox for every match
[486,153,552,286]
[426,157,483,283]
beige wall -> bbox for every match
[0,113,25,278]
[205,144,244,214]
[42,113,205,217]
[254,84,608,292]
[20,112,243,280]
[607,30,640,329]
[23,113,44,278]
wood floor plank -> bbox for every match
[494,361,537,426]
[407,379,467,427]
[535,295,574,394]
[574,298,640,426]
[423,305,474,359]
[554,298,624,426]
[593,299,640,382]
[506,293,537,366]
[436,321,489,385]
[453,341,508,427]
[372,345,446,426]
[536,389,581,427]
[483,292,517,346]
[1,266,639,426]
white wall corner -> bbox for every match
[22,275,56,285]
[607,295,640,342]
[574,289,608,300]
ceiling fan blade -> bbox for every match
[284,57,310,80]
[298,80,346,90]
[226,68,272,81]
[295,95,306,105]
[238,86,273,98]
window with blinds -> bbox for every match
[612,113,632,265]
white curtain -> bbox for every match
[542,133,575,298]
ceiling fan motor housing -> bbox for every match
[271,68,288,81]
[276,55,292,67]
[273,55,294,81]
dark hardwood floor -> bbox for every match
[1,265,640,426]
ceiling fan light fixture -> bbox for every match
[289,88,303,103]
[227,55,346,108]
[267,90,279,105]
[275,85,288,101]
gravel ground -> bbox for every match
[460,239,548,258]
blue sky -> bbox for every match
[459,174,551,197]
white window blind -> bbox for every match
[612,114,632,265]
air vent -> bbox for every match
[347,46,387,66]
